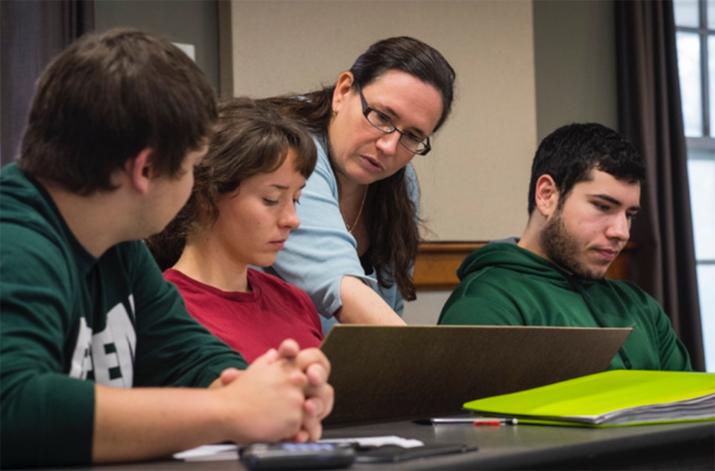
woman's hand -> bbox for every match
[337,276,406,325]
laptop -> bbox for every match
[320,325,631,426]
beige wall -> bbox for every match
[227,0,619,324]
[404,0,619,325]
[229,0,537,241]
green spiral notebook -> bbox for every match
[463,370,715,427]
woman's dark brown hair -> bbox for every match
[148,97,317,269]
[260,36,456,302]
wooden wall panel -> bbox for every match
[414,241,633,290]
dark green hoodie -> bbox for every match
[0,164,247,467]
[438,243,692,371]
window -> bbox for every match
[675,0,715,371]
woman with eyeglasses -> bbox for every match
[262,36,456,330]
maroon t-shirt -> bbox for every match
[164,268,323,363]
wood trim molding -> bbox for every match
[413,241,485,290]
[413,241,634,290]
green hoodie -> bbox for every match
[0,164,247,467]
[438,243,692,371]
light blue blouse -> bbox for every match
[268,136,419,332]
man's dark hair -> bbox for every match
[19,28,217,194]
[527,123,646,214]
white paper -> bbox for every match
[173,444,238,462]
[172,42,196,61]
[319,435,424,448]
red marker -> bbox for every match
[473,418,518,426]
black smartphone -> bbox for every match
[239,442,355,470]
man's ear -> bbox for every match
[534,174,560,218]
[332,71,354,114]
[124,148,154,195]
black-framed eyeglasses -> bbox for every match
[357,87,432,156]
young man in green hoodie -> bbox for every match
[439,123,692,371]
[0,29,333,467]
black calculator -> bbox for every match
[239,442,356,469]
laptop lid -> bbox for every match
[321,325,631,426]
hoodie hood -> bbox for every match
[458,242,572,287]
[0,164,97,272]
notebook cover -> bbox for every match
[463,369,715,427]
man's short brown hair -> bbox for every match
[19,28,217,194]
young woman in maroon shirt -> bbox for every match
[150,97,322,362]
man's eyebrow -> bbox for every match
[590,194,621,205]
[590,193,641,212]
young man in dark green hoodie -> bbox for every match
[439,123,692,371]
[0,29,333,468]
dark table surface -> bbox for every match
[92,419,714,470]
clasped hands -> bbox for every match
[211,339,334,443]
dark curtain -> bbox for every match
[1,0,94,166]
[615,0,705,370]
